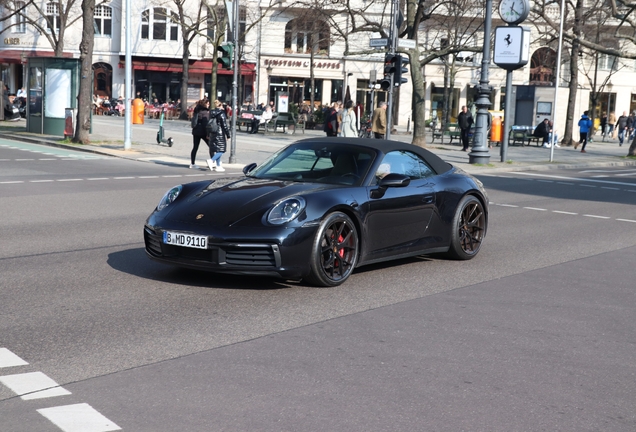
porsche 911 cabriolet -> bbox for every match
[144,138,488,286]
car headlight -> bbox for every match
[157,185,183,211]
[267,197,306,225]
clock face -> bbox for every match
[499,0,529,24]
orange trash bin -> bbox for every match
[490,115,502,144]
[132,98,145,124]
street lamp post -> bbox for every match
[606,81,613,114]
[469,0,493,164]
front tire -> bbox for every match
[446,195,486,260]
[305,212,359,287]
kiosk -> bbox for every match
[26,58,81,135]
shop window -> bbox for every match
[45,2,60,33]
[140,8,179,41]
[284,19,329,55]
[13,2,26,33]
[94,5,112,37]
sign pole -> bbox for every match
[229,0,239,163]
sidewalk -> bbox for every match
[2,116,635,174]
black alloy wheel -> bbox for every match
[305,212,359,287]
[446,195,486,260]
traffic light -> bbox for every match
[217,43,233,70]
[380,53,397,90]
[394,55,409,87]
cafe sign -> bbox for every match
[264,59,341,69]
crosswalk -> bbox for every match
[0,347,120,432]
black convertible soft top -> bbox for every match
[294,137,453,175]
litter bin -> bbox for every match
[132,98,145,124]
[490,116,502,144]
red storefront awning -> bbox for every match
[118,57,255,75]
[0,50,74,64]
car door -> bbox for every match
[365,151,436,259]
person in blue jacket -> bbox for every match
[576,111,593,153]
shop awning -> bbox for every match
[118,57,255,75]
[1,49,74,64]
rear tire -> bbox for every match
[304,212,359,287]
[446,195,486,260]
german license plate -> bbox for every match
[163,231,207,249]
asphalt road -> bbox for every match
[1,138,635,431]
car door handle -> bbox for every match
[422,195,434,203]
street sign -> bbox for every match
[369,38,389,48]
[397,38,416,49]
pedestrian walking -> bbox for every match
[575,110,593,153]
[189,98,210,169]
[607,111,616,139]
[341,101,358,137]
[457,105,474,151]
[206,99,231,172]
[371,102,387,139]
[617,111,629,146]
[600,113,607,141]
[323,103,339,137]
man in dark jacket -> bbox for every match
[534,118,551,147]
[617,111,629,146]
[457,105,474,151]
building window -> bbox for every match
[140,8,178,41]
[12,2,26,33]
[94,5,112,37]
[46,2,60,33]
[284,19,329,55]
[598,54,617,71]
[207,6,246,43]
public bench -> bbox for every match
[236,110,263,132]
[509,125,541,146]
[432,123,461,144]
[269,112,304,134]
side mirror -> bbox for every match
[243,163,257,175]
[378,173,411,188]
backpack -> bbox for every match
[192,111,209,136]
[206,115,220,135]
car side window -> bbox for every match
[376,151,435,183]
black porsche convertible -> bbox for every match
[144,138,488,286]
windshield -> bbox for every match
[247,142,377,186]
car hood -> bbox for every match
[164,177,331,226]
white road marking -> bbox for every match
[552,210,578,215]
[138,175,159,178]
[581,184,596,188]
[0,371,71,400]
[38,403,121,432]
[537,180,553,183]
[0,181,24,184]
[57,179,83,182]
[16,158,34,161]
[583,214,611,219]
[113,176,135,180]
[87,178,110,181]
[30,180,55,183]
[0,348,29,368]
[498,204,519,207]
[601,187,620,190]
[557,182,575,185]
[523,207,547,211]
[510,171,636,187]
[617,218,636,223]
[162,175,183,178]
[39,158,57,160]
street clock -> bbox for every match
[499,0,530,25]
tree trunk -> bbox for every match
[628,134,636,156]
[410,47,427,147]
[73,0,95,144]
[180,46,190,120]
[562,0,583,146]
